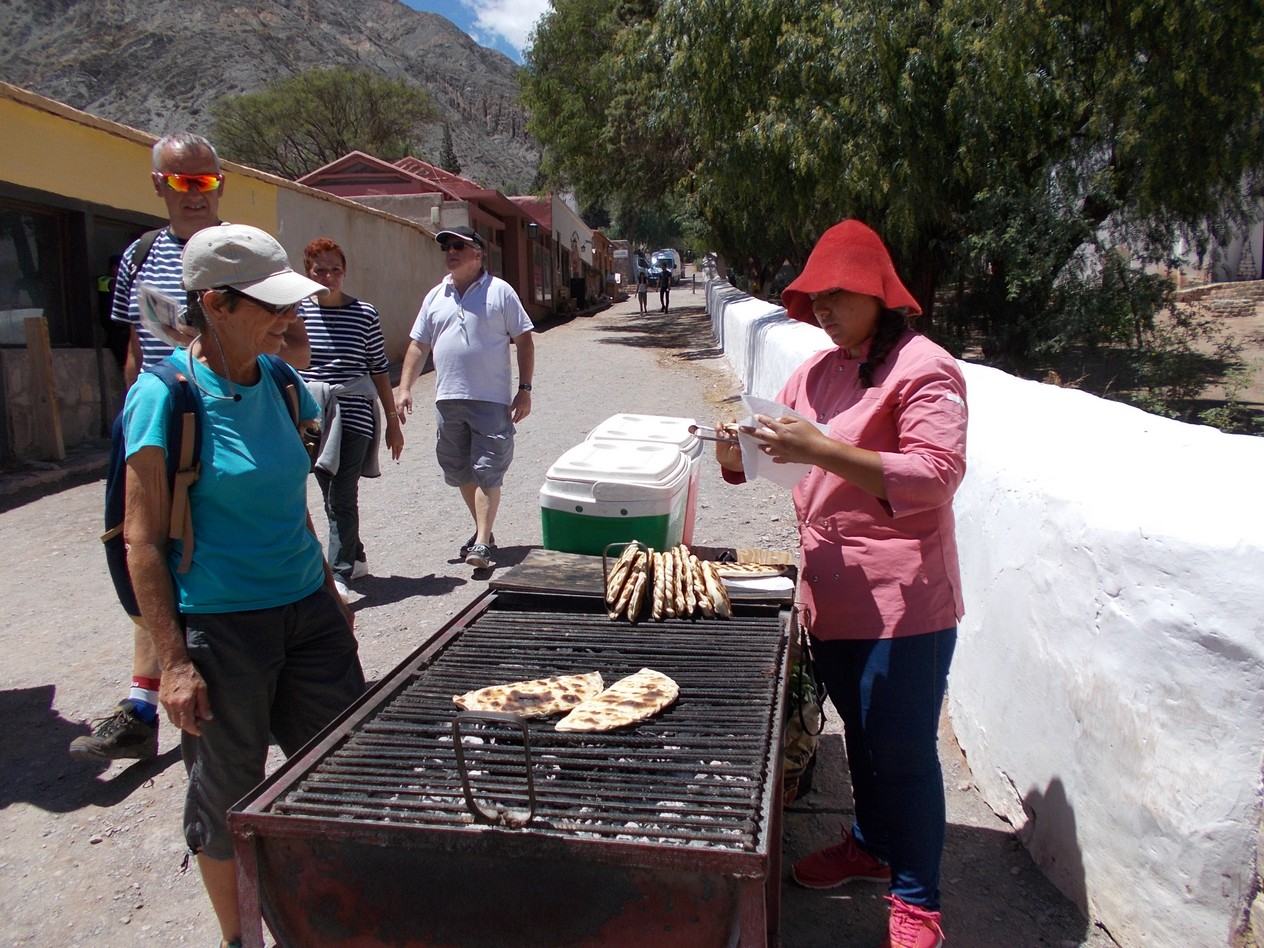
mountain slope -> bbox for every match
[0,0,539,192]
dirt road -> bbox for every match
[0,281,1116,946]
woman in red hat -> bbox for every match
[715,219,966,948]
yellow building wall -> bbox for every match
[0,83,279,228]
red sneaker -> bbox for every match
[791,826,892,889]
[884,894,944,948]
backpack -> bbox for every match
[126,228,163,279]
[102,354,307,618]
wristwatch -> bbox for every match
[518,383,533,392]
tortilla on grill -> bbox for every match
[555,668,679,732]
[454,671,605,718]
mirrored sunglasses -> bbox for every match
[159,173,224,193]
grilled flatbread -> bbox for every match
[651,551,666,620]
[701,560,733,619]
[690,554,715,618]
[555,668,680,732]
[454,671,605,718]
[612,550,647,617]
[713,562,791,577]
[605,543,642,608]
[625,566,648,622]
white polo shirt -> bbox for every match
[409,270,534,406]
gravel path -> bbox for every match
[0,279,1115,946]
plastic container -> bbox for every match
[540,439,692,555]
[585,413,703,543]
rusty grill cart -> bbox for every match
[229,582,794,948]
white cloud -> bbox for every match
[461,0,550,57]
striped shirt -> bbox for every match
[299,297,389,438]
[111,227,189,368]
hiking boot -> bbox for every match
[791,826,891,889]
[884,895,944,948]
[465,542,495,568]
[459,533,494,558]
[68,700,158,761]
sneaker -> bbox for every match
[333,577,350,602]
[791,826,891,889]
[465,542,495,568]
[68,700,158,761]
[458,533,494,558]
[884,895,944,948]
[350,559,369,580]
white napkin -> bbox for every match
[736,395,827,489]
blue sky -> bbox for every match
[401,1,549,64]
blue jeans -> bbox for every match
[811,628,956,909]
[314,430,371,581]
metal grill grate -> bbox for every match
[271,596,788,853]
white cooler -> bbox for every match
[540,439,692,555]
[585,413,703,543]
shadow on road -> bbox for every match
[0,683,181,814]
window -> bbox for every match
[0,201,70,346]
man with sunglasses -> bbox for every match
[394,225,535,570]
[70,133,310,764]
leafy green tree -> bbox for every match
[212,67,439,179]
[521,0,687,238]
[526,0,1264,371]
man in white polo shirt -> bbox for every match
[394,226,535,569]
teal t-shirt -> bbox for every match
[123,351,325,614]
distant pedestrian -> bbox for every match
[636,269,649,313]
[658,265,671,313]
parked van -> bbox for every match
[651,249,684,285]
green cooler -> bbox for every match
[540,439,692,555]
[585,413,704,544]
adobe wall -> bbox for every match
[705,279,1264,948]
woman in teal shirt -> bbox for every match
[123,224,365,948]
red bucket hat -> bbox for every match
[781,219,922,323]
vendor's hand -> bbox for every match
[713,420,744,472]
[393,387,412,425]
[385,417,405,461]
[746,414,830,465]
[160,658,212,736]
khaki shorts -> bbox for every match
[434,398,515,489]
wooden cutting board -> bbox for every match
[490,549,607,596]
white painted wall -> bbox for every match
[705,280,1264,947]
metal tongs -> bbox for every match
[688,423,742,443]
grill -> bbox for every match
[230,582,794,948]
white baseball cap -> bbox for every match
[183,224,325,305]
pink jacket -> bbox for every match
[776,330,967,640]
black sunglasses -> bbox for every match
[439,239,470,252]
[219,287,298,316]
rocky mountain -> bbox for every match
[0,0,540,193]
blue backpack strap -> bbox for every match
[261,353,303,427]
[146,359,202,574]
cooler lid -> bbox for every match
[587,413,700,454]
[546,439,690,487]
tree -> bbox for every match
[212,67,439,179]
[525,0,1264,369]
[520,0,687,236]
[439,124,461,175]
